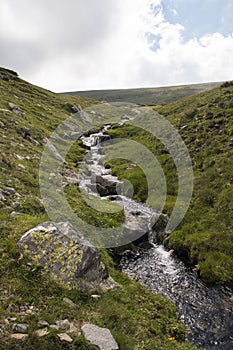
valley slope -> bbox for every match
[0,67,198,350]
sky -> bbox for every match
[0,0,233,92]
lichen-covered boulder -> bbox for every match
[18,222,117,291]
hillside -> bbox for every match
[63,82,221,106]
[0,67,197,350]
[104,82,233,286]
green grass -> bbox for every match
[104,82,233,287]
[0,67,197,349]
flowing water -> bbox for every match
[79,128,233,350]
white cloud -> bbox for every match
[0,0,232,91]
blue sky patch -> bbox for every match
[161,0,233,40]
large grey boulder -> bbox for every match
[82,324,119,350]
[18,222,117,291]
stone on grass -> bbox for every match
[56,319,70,331]
[63,297,76,308]
[91,294,101,301]
[57,333,73,343]
[6,187,15,195]
[18,222,116,291]
[13,324,28,334]
[68,322,79,334]
[38,320,50,328]
[82,324,119,350]
[8,103,26,117]
[35,329,49,337]
[10,334,28,341]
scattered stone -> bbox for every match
[63,297,76,308]
[56,319,70,331]
[17,164,26,170]
[15,154,25,161]
[10,211,23,217]
[35,329,49,337]
[10,334,28,341]
[8,318,17,322]
[13,323,29,334]
[25,309,33,315]
[126,163,137,170]
[12,201,20,209]
[21,128,31,138]
[0,189,8,202]
[50,325,59,331]
[68,322,79,334]
[38,320,50,328]
[58,333,73,343]
[6,187,15,195]
[91,294,101,301]
[8,103,26,117]
[82,324,119,350]
[27,136,40,146]
[18,222,116,291]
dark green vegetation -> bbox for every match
[0,68,197,349]
[64,82,221,106]
[105,83,233,286]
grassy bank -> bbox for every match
[105,83,233,286]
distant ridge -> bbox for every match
[62,81,222,105]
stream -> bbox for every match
[79,128,233,350]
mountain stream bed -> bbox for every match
[79,128,233,350]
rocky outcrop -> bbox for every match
[82,324,119,350]
[18,222,118,291]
